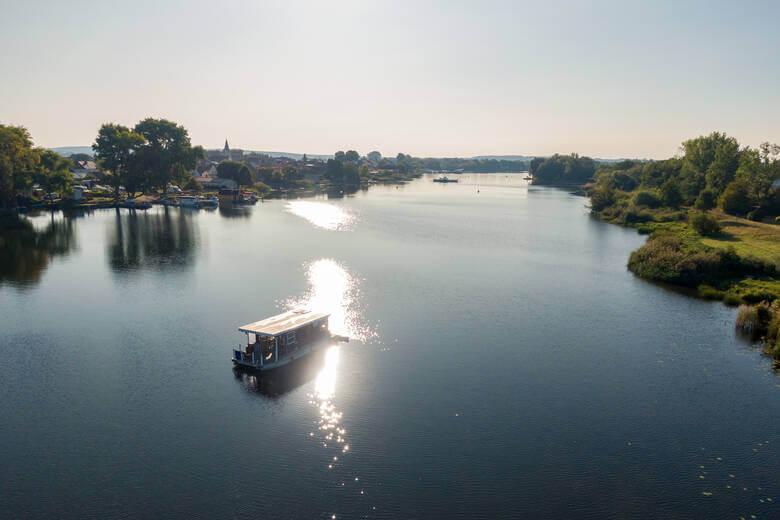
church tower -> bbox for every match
[223,140,230,153]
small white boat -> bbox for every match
[233,310,347,371]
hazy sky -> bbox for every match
[1,0,778,158]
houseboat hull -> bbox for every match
[232,336,334,371]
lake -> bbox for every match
[1,174,777,519]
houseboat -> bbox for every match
[233,310,344,371]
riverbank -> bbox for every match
[590,202,780,364]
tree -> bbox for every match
[68,153,92,162]
[660,179,683,208]
[334,151,346,162]
[736,143,779,204]
[719,180,752,215]
[367,151,381,162]
[590,180,615,212]
[325,159,344,183]
[694,189,717,210]
[342,163,360,184]
[529,154,595,185]
[0,124,39,205]
[681,132,738,176]
[344,150,359,162]
[92,124,144,200]
[34,149,73,197]
[133,118,199,192]
[217,160,253,186]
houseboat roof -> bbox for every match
[238,310,329,336]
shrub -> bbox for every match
[694,189,717,210]
[719,180,752,215]
[697,284,724,300]
[741,289,777,303]
[723,292,742,306]
[632,190,662,208]
[689,212,721,236]
[590,182,616,212]
[623,207,654,224]
[253,182,271,195]
[627,236,776,287]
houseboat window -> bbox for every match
[286,331,296,345]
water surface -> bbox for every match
[1,174,777,519]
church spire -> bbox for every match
[223,139,230,153]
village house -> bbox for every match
[70,160,101,180]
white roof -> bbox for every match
[238,310,329,336]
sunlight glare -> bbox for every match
[285,201,353,231]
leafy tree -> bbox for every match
[92,124,144,199]
[325,159,344,183]
[133,118,199,192]
[719,180,752,215]
[334,151,346,162]
[0,125,39,205]
[632,190,662,208]
[736,143,779,204]
[681,132,738,176]
[705,138,740,193]
[358,164,370,179]
[367,151,382,162]
[344,150,360,162]
[590,181,615,212]
[217,160,253,186]
[694,188,717,210]
[530,154,595,184]
[342,163,360,184]
[34,149,73,197]
[660,179,683,208]
[68,153,92,162]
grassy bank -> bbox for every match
[592,203,780,363]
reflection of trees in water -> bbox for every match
[107,208,198,273]
[218,206,252,219]
[0,216,77,287]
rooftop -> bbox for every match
[238,310,329,336]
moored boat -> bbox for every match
[433,176,458,183]
[178,195,199,208]
[198,195,219,208]
[233,310,346,371]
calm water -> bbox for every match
[1,174,777,519]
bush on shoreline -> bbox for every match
[627,235,776,288]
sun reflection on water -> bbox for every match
[286,258,374,342]
[285,201,354,231]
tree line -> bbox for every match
[590,132,779,221]
[93,118,204,198]
[529,154,596,184]
[1,124,74,208]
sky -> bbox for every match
[0,0,778,159]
